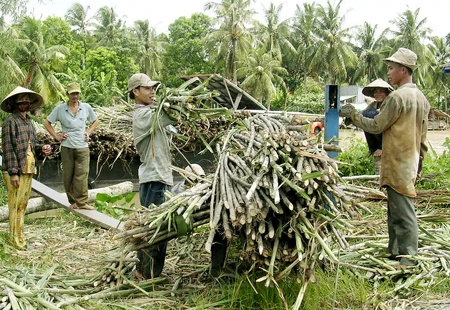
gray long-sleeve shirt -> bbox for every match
[133,104,174,185]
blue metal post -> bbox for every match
[324,85,340,158]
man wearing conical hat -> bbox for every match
[361,78,394,174]
[1,87,51,248]
[340,48,430,267]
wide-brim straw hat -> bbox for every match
[1,87,44,113]
[362,78,395,97]
[384,48,418,70]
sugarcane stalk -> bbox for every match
[297,210,339,262]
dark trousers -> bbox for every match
[386,186,418,256]
[210,227,228,277]
[137,181,169,278]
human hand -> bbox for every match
[10,175,19,188]
[339,104,356,118]
[84,132,90,142]
[57,132,68,142]
[373,149,382,157]
[344,117,353,126]
[42,144,51,156]
[362,108,380,118]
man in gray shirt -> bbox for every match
[128,73,175,278]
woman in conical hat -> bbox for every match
[1,86,51,248]
[361,78,394,174]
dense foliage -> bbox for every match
[0,0,447,118]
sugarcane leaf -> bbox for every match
[173,214,190,237]
[301,172,323,181]
[36,265,58,289]
[189,122,214,154]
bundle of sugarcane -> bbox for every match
[173,110,251,152]
[116,113,365,274]
[114,178,213,252]
[89,251,140,288]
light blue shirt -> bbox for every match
[47,101,97,149]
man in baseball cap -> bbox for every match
[127,73,160,92]
[129,72,173,279]
[66,82,81,94]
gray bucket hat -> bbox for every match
[362,78,395,97]
[384,48,418,70]
[1,86,43,113]
[127,73,160,92]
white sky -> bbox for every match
[28,0,449,38]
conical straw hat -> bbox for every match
[362,78,394,97]
[1,87,43,113]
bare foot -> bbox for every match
[68,203,77,210]
[133,270,144,280]
[79,204,95,210]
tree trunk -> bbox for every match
[0,181,134,222]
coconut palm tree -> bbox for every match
[388,8,432,86]
[310,0,357,84]
[0,0,27,27]
[428,36,450,110]
[237,47,288,109]
[92,6,124,46]
[0,28,25,92]
[65,2,93,69]
[389,8,431,55]
[289,2,319,89]
[351,22,390,85]
[133,20,165,79]
[253,2,295,62]
[13,17,69,103]
[204,0,255,82]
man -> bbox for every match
[1,87,51,248]
[128,73,175,278]
[172,164,206,194]
[361,78,394,174]
[172,163,228,277]
[340,48,430,266]
[44,82,99,210]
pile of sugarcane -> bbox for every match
[116,113,365,272]
[32,77,248,161]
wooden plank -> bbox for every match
[31,179,124,231]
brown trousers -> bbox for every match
[61,146,90,207]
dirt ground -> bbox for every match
[339,128,449,155]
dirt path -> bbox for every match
[339,129,449,156]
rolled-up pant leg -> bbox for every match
[386,186,418,256]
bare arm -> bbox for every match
[43,119,66,142]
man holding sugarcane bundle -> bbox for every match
[128,73,176,278]
[340,48,430,267]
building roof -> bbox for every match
[178,74,267,110]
